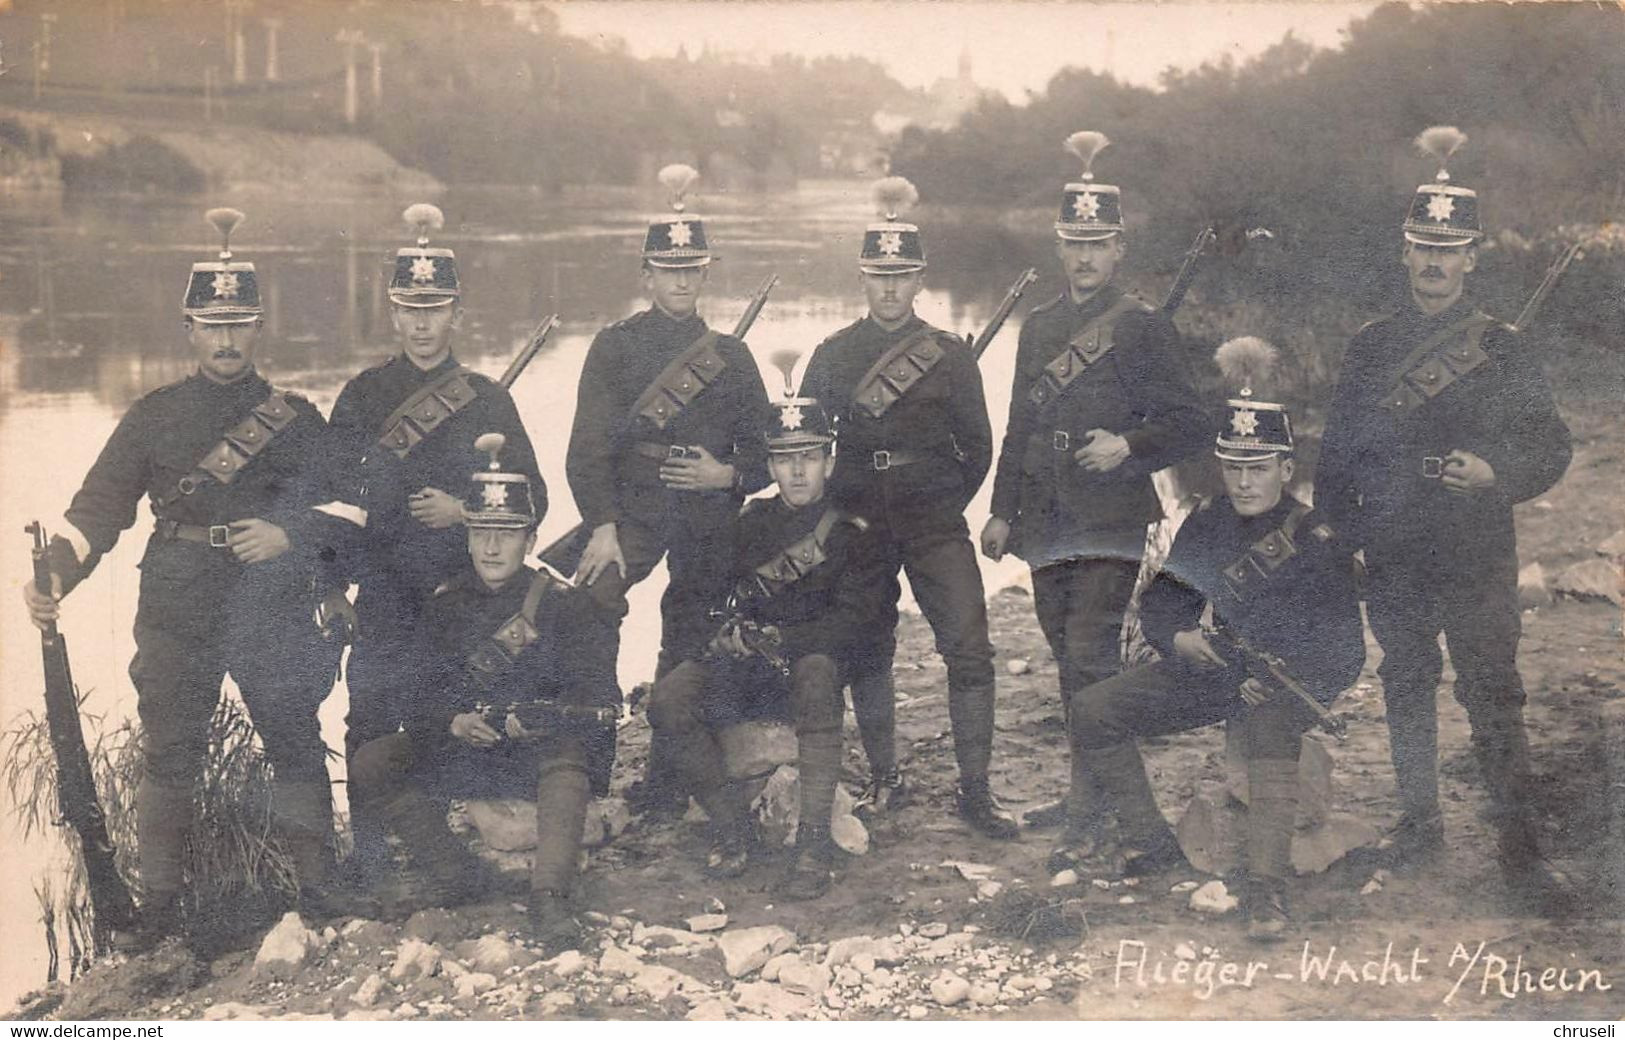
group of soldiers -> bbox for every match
[22,124,1573,953]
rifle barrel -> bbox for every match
[499,313,560,389]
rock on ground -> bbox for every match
[718,925,797,978]
[253,912,322,980]
[1190,880,1239,914]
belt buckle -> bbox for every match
[872,450,891,471]
[1421,456,1444,479]
[1052,430,1070,451]
[208,524,231,548]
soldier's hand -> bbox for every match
[710,627,750,659]
[980,516,1011,561]
[504,712,533,740]
[1239,677,1272,707]
[660,446,735,492]
[22,573,63,632]
[1441,450,1495,495]
[408,487,466,529]
[576,523,626,586]
[1172,628,1227,670]
[1075,429,1130,473]
[315,589,358,642]
[227,519,291,564]
[450,711,502,748]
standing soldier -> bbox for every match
[325,204,544,875]
[979,132,1208,868]
[1314,127,1573,909]
[565,165,774,812]
[1068,337,1364,939]
[648,397,891,898]
[349,434,617,949]
[800,177,1018,839]
[21,209,359,945]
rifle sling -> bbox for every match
[1377,312,1494,417]
[853,329,945,420]
[1028,296,1147,409]
[378,365,478,459]
[630,330,726,431]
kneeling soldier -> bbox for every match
[349,434,617,949]
[649,398,890,900]
[1066,339,1364,940]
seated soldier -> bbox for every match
[350,433,618,949]
[649,397,890,900]
[1064,338,1364,941]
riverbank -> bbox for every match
[0,107,439,197]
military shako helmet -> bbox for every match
[1402,126,1482,247]
[766,398,834,454]
[1213,337,1293,460]
[464,432,538,529]
[643,164,712,268]
[859,176,927,274]
[389,203,460,307]
[184,208,262,324]
[1054,131,1125,241]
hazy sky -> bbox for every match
[547,1,1378,98]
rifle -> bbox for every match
[706,607,791,677]
[24,522,138,941]
[1206,626,1348,741]
[498,313,560,389]
[1160,226,1216,315]
[475,698,621,738]
[1159,225,1275,315]
[970,267,1039,361]
[734,274,779,340]
[537,276,779,573]
[1511,242,1583,334]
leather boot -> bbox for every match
[854,767,911,820]
[955,778,1020,840]
[135,779,192,920]
[777,826,835,902]
[1090,741,1187,875]
[276,781,379,921]
[850,667,897,779]
[949,683,1019,839]
[528,889,583,954]
[376,786,488,911]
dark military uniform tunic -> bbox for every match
[1314,298,1571,821]
[326,353,544,754]
[60,369,340,901]
[565,307,773,667]
[1068,494,1362,880]
[990,286,1209,696]
[351,565,616,896]
[649,495,889,848]
[799,315,992,688]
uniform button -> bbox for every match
[1424,371,1437,382]
[245,429,257,440]
[680,381,691,390]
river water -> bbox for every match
[2,180,1106,1000]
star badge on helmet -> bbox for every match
[410,256,438,284]
[211,271,241,300]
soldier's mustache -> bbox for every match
[1421,266,1446,278]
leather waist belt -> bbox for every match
[155,519,232,548]
[630,441,700,461]
[867,448,930,471]
[1046,430,1087,452]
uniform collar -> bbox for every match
[191,367,268,397]
[644,306,707,339]
[397,352,462,381]
[1065,283,1122,323]
[860,312,925,341]
[1400,293,1477,331]
[1222,493,1299,531]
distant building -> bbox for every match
[872,48,991,135]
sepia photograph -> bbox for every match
[0,0,1620,1025]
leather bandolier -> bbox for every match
[377,365,478,459]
